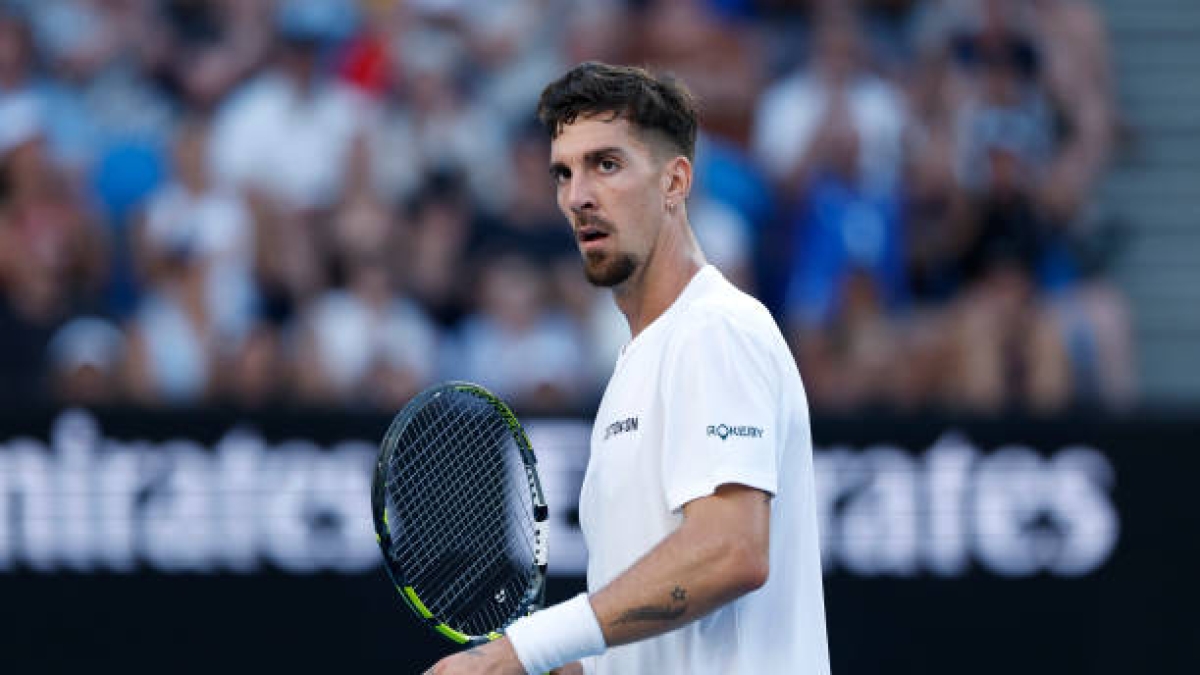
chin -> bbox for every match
[584,252,637,288]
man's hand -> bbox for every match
[423,637,525,675]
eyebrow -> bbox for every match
[584,147,627,163]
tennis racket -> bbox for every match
[371,381,549,647]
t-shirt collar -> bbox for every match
[618,264,719,362]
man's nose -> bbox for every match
[565,175,597,214]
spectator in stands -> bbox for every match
[901,47,970,305]
[946,259,1074,412]
[860,0,927,73]
[21,0,167,84]
[753,8,905,200]
[944,48,1074,410]
[31,0,175,228]
[466,0,564,135]
[209,1,368,212]
[0,10,94,174]
[340,1,424,205]
[327,133,398,270]
[403,173,475,329]
[292,254,439,407]
[0,96,107,402]
[159,0,276,112]
[472,122,577,275]
[937,0,1133,409]
[215,321,285,407]
[0,0,1142,413]
[754,11,909,408]
[46,315,125,405]
[778,110,909,408]
[1024,0,1117,224]
[453,251,587,412]
[136,116,256,346]
[124,243,217,404]
[389,25,509,213]
[1024,0,1135,407]
[559,0,632,67]
[632,0,765,146]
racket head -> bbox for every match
[372,381,548,646]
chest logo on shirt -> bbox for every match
[707,424,764,441]
[603,416,640,440]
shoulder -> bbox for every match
[669,271,786,363]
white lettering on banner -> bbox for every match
[0,414,1119,577]
[817,433,1119,577]
[0,410,378,574]
[838,447,921,576]
[972,445,1118,577]
[924,434,974,576]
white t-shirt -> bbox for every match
[579,266,831,675]
[753,71,905,190]
[209,74,367,209]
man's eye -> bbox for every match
[599,159,618,172]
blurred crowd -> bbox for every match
[0,0,1136,414]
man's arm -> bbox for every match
[589,482,770,646]
[424,483,769,674]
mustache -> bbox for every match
[573,213,613,231]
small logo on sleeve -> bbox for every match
[706,424,764,441]
[604,416,640,440]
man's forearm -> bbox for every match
[587,485,770,647]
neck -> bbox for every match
[613,215,706,338]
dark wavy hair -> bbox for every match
[536,62,698,162]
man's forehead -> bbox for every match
[549,115,649,162]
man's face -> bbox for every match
[549,114,669,287]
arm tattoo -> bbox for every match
[613,586,689,625]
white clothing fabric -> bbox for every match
[454,312,585,404]
[579,266,831,675]
[143,184,253,263]
[143,183,257,339]
[306,291,439,394]
[209,74,368,209]
[753,71,905,189]
[133,294,210,403]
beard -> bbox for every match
[582,249,637,287]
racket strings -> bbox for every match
[388,412,507,582]
[382,391,539,636]
[390,399,505,577]
[411,403,536,633]
[429,412,536,631]
[405,423,516,613]
[392,401,531,580]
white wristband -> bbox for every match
[505,594,607,674]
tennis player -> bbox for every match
[425,62,830,675]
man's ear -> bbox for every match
[663,155,693,210]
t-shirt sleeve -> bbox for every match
[660,313,781,512]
